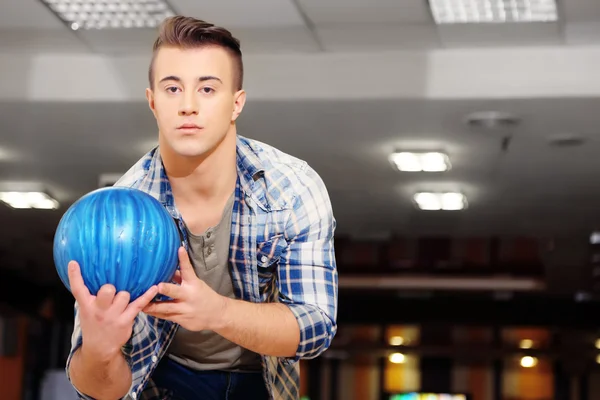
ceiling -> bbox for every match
[2,0,600,286]
[2,0,600,53]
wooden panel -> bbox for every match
[0,316,27,400]
[353,359,379,400]
[299,360,308,397]
[450,238,491,269]
[386,237,417,270]
[384,325,421,394]
[384,354,420,393]
[498,237,544,275]
[417,236,452,270]
[502,327,552,349]
[503,356,554,400]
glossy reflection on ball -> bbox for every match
[53,187,181,301]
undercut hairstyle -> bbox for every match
[148,16,244,91]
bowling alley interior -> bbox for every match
[4,1,600,400]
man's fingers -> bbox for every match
[171,270,182,285]
[178,247,196,281]
[157,282,184,300]
[123,285,158,321]
[96,284,116,311]
[142,300,180,316]
[112,291,131,313]
[67,261,91,303]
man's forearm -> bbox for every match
[69,345,132,400]
[213,299,300,358]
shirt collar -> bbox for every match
[138,135,267,211]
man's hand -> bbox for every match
[68,261,158,361]
[143,247,227,332]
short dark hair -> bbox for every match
[148,16,243,91]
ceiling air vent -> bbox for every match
[465,111,521,129]
[547,133,586,148]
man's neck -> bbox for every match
[160,130,238,206]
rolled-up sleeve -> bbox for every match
[64,302,97,400]
[277,164,338,361]
[65,302,136,400]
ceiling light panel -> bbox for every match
[429,0,558,24]
[40,0,176,30]
[0,192,59,210]
[414,192,467,211]
[389,152,451,172]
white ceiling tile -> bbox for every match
[564,22,600,45]
[0,29,88,53]
[438,22,563,48]
[562,0,600,23]
[0,0,65,29]
[317,24,440,52]
[170,0,306,28]
[231,27,321,54]
[76,26,319,56]
[75,29,157,55]
[297,0,433,25]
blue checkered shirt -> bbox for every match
[65,135,338,399]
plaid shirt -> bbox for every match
[65,135,338,400]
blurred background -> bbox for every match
[1,0,600,399]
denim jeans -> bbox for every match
[151,356,270,400]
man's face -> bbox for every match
[146,45,245,159]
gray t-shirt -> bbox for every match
[166,193,262,372]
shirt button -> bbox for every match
[151,355,158,363]
[206,232,211,239]
[206,247,212,256]
[261,256,268,263]
[131,392,137,399]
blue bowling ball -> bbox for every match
[53,186,181,301]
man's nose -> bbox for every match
[179,92,199,116]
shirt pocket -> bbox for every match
[256,236,286,298]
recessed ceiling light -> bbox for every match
[429,0,558,24]
[414,192,467,211]
[40,0,176,30]
[388,353,406,364]
[0,191,59,210]
[520,356,538,368]
[389,152,451,172]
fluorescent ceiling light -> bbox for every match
[429,0,558,24]
[389,152,451,172]
[0,192,59,210]
[414,192,467,211]
[40,0,176,30]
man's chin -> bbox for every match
[171,141,215,158]
[160,134,225,160]
[176,149,208,158]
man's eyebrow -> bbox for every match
[158,75,181,83]
[199,76,223,83]
[158,75,223,83]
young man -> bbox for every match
[64,16,338,400]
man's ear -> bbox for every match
[146,88,157,118]
[231,89,246,122]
